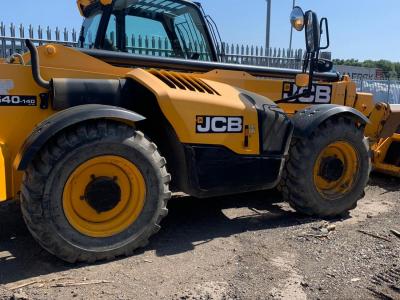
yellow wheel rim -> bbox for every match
[63,156,146,238]
[313,141,359,200]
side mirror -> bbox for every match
[305,11,321,53]
[319,18,330,50]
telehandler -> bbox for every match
[0,0,397,263]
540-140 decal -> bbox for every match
[0,95,37,106]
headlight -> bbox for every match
[290,6,305,31]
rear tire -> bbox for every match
[21,120,171,263]
[281,117,371,217]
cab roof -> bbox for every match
[76,0,98,16]
[77,0,196,16]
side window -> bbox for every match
[125,15,173,57]
[81,13,102,49]
[104,14,118,51]
[173,13,213,61]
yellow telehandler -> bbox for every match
[0,0,397,263]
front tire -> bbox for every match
[21,120,171,263]
[281,117,371,217]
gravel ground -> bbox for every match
[0,173,399,300]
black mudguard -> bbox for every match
[292,104,370,138]
[14,104,145,170]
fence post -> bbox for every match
[387,79,391,103]
[158,36,162,57]
[55,27,60,41]
[0,22,5,57]
[151,36,155,56]
[10,23,16,56]
[38,25,43,45]
[64,28,68,42]
[164,37,169,57]
[72,29,77,43]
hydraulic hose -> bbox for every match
[25,39,51,89]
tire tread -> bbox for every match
[21,120,171,263]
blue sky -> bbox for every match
[1,0,398,61]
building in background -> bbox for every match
[334,65,383,80]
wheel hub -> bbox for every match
[319,157,345,182]
[313,141,359,200]
[84,176,121,213]
[63,156,147,238]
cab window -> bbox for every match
[104,14,118,51]
[174,11,212,61]
[125,15,172,57]
[80,12,102,49]
[101,0,214,60]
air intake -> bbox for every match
[148,69,220,96]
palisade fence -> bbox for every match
[0,22,304,69]
[355,79,400,104]
[219,43,304,69]
[1,22,399,103]
[0,22,78,56]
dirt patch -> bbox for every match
[269,253,307,300]
[0,174,399,300]
[0,287,13,300]
[370,267,400,299]
[344,176,399,225]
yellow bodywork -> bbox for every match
[0,42,399,201]
[125,69,259,155]
[0,45,260,201]
[77,0,113,16]
[0,142,12,200]
[196,72,400,177]
[372,134,400,176]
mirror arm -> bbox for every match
[308,54,316,91]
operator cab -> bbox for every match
[78,0,218,61]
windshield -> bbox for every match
[80,0,215,61]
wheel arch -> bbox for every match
[120,77,190,193]
[292,104,370,138]
[14,104,145,171]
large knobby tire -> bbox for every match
[20,120,171,263]
[281,117,371,217]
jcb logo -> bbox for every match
[196,116,243,133]
[281,82,332,104]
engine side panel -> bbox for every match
[125,68,261,155]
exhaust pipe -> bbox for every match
[25,39,51,90]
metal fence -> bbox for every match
[355,79,400,104]
[3,22,398,103]
[0,22,78,58]
[219,43,303,69]
[0,22,303,69]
